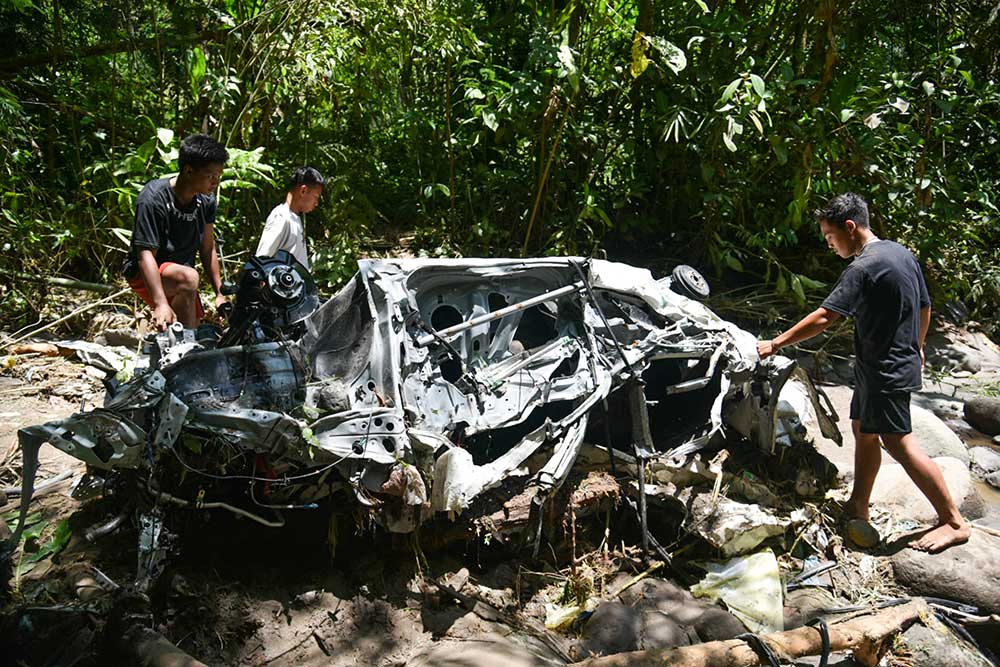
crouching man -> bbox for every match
[123,134,229,331]
[757,192,969,552]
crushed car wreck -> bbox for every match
[7,255,840,585]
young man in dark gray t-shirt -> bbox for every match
[757,193,969,553]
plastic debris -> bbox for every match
[690,550,784,634]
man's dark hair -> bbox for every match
[815,192,870,229]
[288,166,326,190]
[178,134,229,171]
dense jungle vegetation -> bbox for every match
[1,0,998,329]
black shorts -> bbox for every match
[850,387,912,434]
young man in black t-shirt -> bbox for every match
[757,193,969,553]
[123,134,229,331]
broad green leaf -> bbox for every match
[720,78,741,104]
[749,74,765,97]
[188,46,207,98]
[791,274,805,303]
[648,37,687,74]
[156,128,174,147]
[840,108,855,122]
[921,80,935,96]
[482,110,498,131]
[775,272,787,294]
[693,0,709,13]
[465,88,486,100]
[724,254,743,272]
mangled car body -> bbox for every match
[10,256,840,580]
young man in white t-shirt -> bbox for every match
[255,166,325,268]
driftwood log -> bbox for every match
[574,599,928,667]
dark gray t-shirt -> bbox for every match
[821,240,930,393]
[123,178,216,279]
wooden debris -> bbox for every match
[9,342,61,356]
[573,599,928,667]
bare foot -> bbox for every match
[908,521,971,553]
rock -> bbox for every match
[870,456,985,523]
[892,529,1000,613]
[578,601,641,656]
[969,447,1000,479]
[638,610,689,650]
[612,575,744,641]
[408,636,564,667]
[964,396,1000,436]
[987,471,1000,489]
[691,607,745,642]
[909,405,969,463]
[783,588,845,629]
[899,623,993,667]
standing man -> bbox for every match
[255,166,325,269]
[757,193,969,552]
[123,134,229,331]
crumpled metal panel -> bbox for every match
[11,256,842,541]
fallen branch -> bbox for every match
[0,269,116,294]
[0,287,131,351]
[573,599,928,667]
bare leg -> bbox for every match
[159,264,201,328]
[880,432,970,552]
[846,419,882,521]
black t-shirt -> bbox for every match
[821,240,931,393]
[123,178,216,279]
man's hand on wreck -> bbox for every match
[757,339,776,359]
[152,302,177,332]
[214,293,229,310]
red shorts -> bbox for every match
[128,261,205,320]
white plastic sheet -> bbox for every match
[690,550,783,633]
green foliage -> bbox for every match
[0,0,998,326]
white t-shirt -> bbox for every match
[256,202,309,268]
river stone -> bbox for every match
[909,405,969,463]
[578,601,641,656]
[899,623,993,667]
[408,637,564,667]
[970,447,1000,479]
[964,396,1000,435]
[783,588,846,629]
[892,529,1000,613]
[811,386,969,480]
[870,456,984,523]
[987,471,1000,489]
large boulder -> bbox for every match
[812,386,968,481]
[892,529,1000,613]
[964,396,1000,435]
[870,456,984,523]
[899,623,993,667]
[969,446,1000,479]
[910,404,969,463]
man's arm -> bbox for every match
[200,223,227,308]
[757,307,843,359]
[137,249,176,330]
[918,305,931,365]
